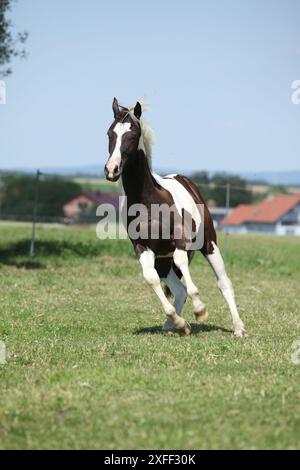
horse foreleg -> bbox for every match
[161,267,188,333]
[206,241,247,337]
[139,250,191,336]
[173,248,208,322]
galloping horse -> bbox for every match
[104,98,246,337]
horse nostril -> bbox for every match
[113,165,119,175]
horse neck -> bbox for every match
[121,149,154,203]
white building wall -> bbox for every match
[220,225,248,234]
[276,223,300,236]
[221,223,300,235]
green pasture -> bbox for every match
[72,177,121,193]
[0,222,299,449]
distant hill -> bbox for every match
[0,164,105,178]
[1,165,300,186]
[239,171,300,187]
[0,164,179,178]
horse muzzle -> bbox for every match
[104,161,122,182]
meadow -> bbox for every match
[0,222,299,449]
[73,176,121,193]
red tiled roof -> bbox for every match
[221,194,300,226]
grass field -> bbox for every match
[0,222,300,450]
[72,177,121,193]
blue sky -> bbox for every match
[0,0,299,174]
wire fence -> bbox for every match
[0,169,255,256]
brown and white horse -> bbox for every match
[104,98,246,337]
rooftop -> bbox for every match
[221,194,300,226]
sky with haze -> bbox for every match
[0,0,299,175]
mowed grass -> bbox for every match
[0,222,300,450]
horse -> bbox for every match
[104,98,246,337]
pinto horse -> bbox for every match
[104,98,246,337]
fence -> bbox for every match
[0,169,256,256]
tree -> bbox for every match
[0,173,82,219]
[210,173,253,207]
[189,170,211,203]
[190,171,253,207]
[0,0,28,77]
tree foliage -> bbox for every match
[0,0,28,77]
[191,171,253,207]
[0,173,81,219]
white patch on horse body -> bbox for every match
[152,173,201,231]
[207,241,245,335]
[173,249,205,313]
[207,242,235,297]
[139,249,159,286]
[163,268,187,315]
[106,122,131,176]
[139,249,179,319]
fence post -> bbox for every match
[29,170,42,256]
[224,183,230,257]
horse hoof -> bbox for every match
[234,326,248,338]
[195,307,208,322]
[176,321,192,337]
[162,318,175,334]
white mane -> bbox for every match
[128,99,155,163]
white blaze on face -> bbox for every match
[107,122,131,178]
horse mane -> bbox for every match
[128,99,155,164]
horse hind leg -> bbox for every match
[206,241,247,337]
[173,249,208,322]
[161,267,188,333]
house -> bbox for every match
[220,194,300,235]
[208,206,233,228]
[63,191,120,220]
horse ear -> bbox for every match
[112,97,119,118]
[133,101,142,119]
